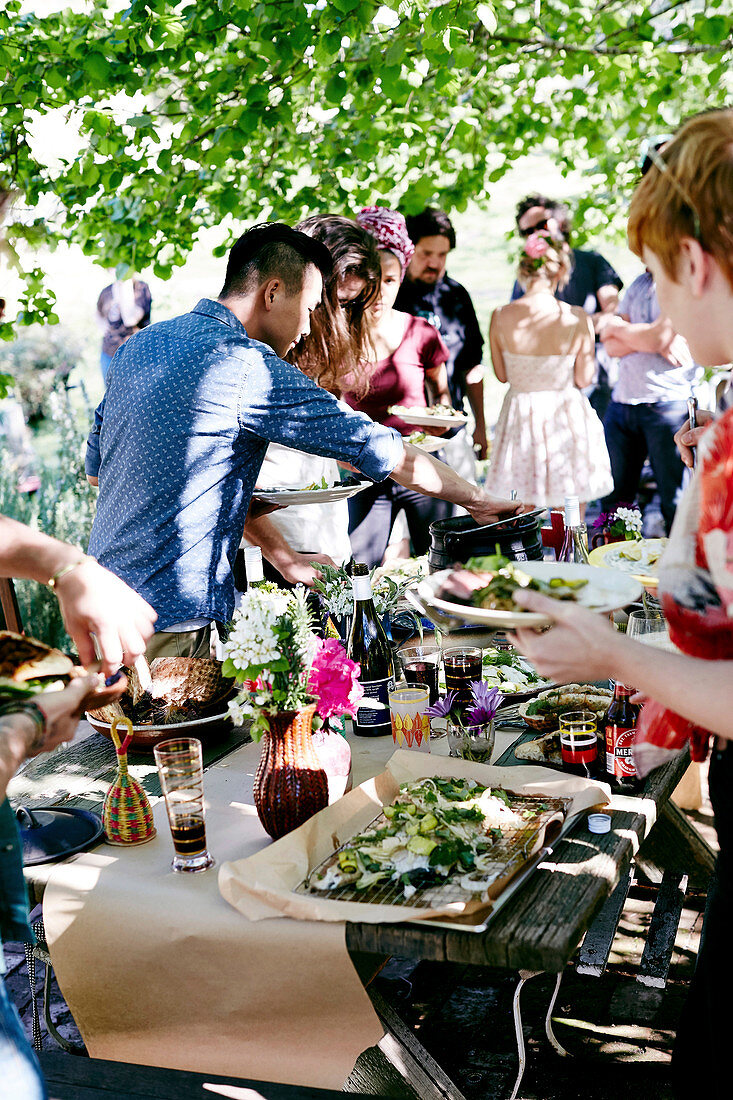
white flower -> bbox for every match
[223,588,291,672]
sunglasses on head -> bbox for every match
[642,141,703,244]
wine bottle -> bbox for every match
[347,563,395,737]
[604,680,642,792]
[244,546,265,589]
[558,496,590,564]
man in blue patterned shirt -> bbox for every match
[86,224,518,655]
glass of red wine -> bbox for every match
[397,644,441,705]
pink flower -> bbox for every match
[307,638,364,719]
[524,231,550,260]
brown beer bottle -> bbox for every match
[604,681,642,792]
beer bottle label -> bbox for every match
[354,677,394,734]
[605,725,636,779]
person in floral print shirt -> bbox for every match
[512,109,733,1099]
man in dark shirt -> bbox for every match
[510,194,623,419]
[395,208,487,459]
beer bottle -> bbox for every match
[347,563,395,737]
[604,681,642,792]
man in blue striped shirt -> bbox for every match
[86,224,518,656]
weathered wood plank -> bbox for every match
[637,799,716,889]
[637,870,688,990]
[39,1051,383,1099]
[576,871,633,977]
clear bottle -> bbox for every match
[558,495,590,564]
[603,681,642,792]
[347,563,395,737]
[244,546,265,589]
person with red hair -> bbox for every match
[512,109,733,1098]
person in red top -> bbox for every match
[342,206,453,566]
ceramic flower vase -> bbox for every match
[590,529,626,549]
[311,719,353,803]
[253,702,329,840]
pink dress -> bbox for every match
[485,346,613,506]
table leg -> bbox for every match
[510,969,571,1100]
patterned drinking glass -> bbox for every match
[388,686,431,752]
[154,737,215,873]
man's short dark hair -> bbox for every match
[404,207,456,249]
[220,223,333,298]
[515,194,572,241]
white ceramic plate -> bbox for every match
[414,561,643,629]
[390,405,469,429]
[252,481,372,505]
[588,537,668,590]
[406,433,446,453]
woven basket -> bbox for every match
[103,717,157,846]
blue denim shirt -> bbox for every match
[0,798,33,971]
[86,299,403,629]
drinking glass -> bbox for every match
[447,719,495,764]
[397,644,440,705]
[443,646,482,714]
[153,737,215,873]
[388,685,431,752]
[626,609,674,651]
[558,710,599,776]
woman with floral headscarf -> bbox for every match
[485,230,612,513]
[342,205,454,566]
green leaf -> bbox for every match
[699,15,730,45]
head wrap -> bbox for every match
[357,206,415,279]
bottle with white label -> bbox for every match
[347,563,395,737]
[244,546,265,589]
[558,495,590,564]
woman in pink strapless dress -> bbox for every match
[485,234,612,510]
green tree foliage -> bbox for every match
[0,0,730,327]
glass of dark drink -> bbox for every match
[443,646,483,715]
[154,737,215,873]
[559,710,602,779]
[397,644,440,705]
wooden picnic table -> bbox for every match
[8,716,705,971]
[8,715,714,1100]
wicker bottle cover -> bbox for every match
[103,717,157,845]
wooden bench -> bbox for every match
[40,1051,389,1100]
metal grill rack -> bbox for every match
[296,793,570,913]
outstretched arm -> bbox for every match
[0,515,157,673]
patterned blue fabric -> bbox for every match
[87,299,402,629]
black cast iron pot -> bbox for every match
[428,513,544,573]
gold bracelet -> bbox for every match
[47,557,87,590]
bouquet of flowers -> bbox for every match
[592,504,642,542]
[427,682,504,764]
[222,586,363,741]
[427,682,503,730]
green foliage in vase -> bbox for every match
[0,0,731,326]
[0,385,97,652]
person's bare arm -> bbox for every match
[591,284,620,331]
[0,515,157,673]
[488,311,507,384]
[241,513,336,586]
[0,675,104,800]
[464,366,488,460]
[513,591,733,742]
[601,314,691,366]
[87,475,99,487]
[424,363,451,406]
[573,315,597,388]
[389,443,521,525]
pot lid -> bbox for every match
[16,805,105,866]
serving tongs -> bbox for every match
[459,506,547,541]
